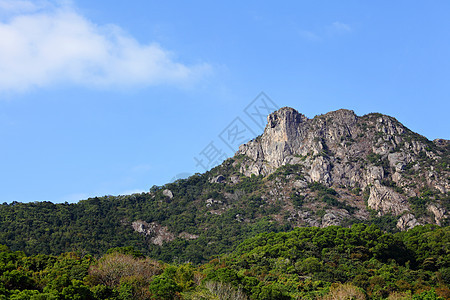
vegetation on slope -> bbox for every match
[0,224,448,299]
[0,157,291,263]
[1,151,448,264]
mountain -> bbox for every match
[0,107,448,263]
[236,107,449,230]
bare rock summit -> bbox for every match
[233,107,449,230]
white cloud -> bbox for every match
[299,21,352,42]
[0,1,210,93]
[0,0,42,14]
[331,21,352,33]
[298,30,322,42]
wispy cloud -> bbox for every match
[0,0,42,14]
[330,21,352,34]
[299,21,352,42]
[298,30,322,42]
[0,1,211,93]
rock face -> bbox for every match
[397,214,420,231]
[367,183,408,215]
[131,220,198,245]
[131,220,175,246]
[427,204,447,226]
[162,189,173,199]
[210,175,225,183]
[322,209,351,227]
[235,107,449,230]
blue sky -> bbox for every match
[1,0,449,203]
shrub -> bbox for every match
[322,283,366,300]
[88,253,162,288]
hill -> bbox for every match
[0,107,448,263]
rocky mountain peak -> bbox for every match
[234,107,449,230]
[238,107,362,176]
[266,107,307,131]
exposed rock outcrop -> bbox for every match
[367,183,409,215]
[132,220,199,245]
[210,175,225,183]
[427,204,447,226]
[163,189,173,199]
[131,220,175,246]
[234,107,449,229]
[322,209,351,227]
[397,214,420,230]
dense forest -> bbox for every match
[0,224,448,299]
[0,159,292,263]
[1,154,436,264]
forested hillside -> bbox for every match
[1,107,449,265]
[0,224,448,299]
[0,162,291,263]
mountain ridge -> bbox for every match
[0,106,448,263]
[231,106,448,230]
